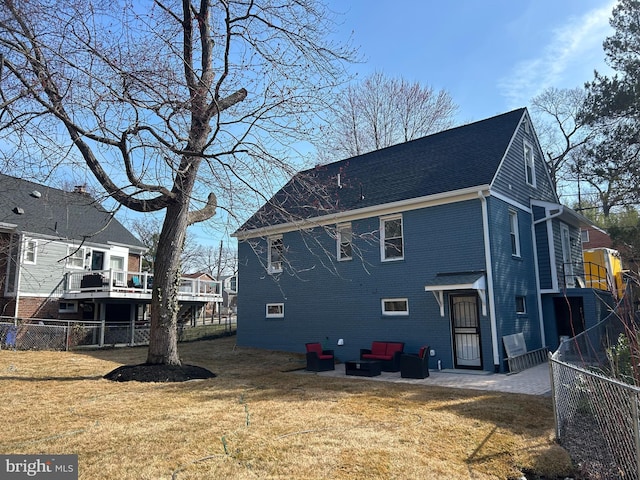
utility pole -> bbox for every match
[217,240,223,325]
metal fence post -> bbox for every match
[633,390,640,480]
[548,355,560,440]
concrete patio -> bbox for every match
[303,362,552,396]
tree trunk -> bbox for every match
[146,200,190,365]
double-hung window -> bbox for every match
[337,223,352,261]
[524,142,536,187]
[380,215,403,261]
[509,210,521,257]
[268,236,283,274]
[67,246,85,269]
[23,239,37,264]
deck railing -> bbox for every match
[64,270,222,300]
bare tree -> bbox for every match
[316,71,458,161]
[529,87,593,198]
[0,0,354,366]
[129,217,209,274]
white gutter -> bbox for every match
[234,184,492,240]
[478,190,500,369]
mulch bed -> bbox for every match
[104,363,216,382]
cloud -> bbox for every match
[499,1,615,107]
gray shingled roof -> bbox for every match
[0,173,145,248]
[239,108,526,232]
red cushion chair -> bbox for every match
[360,341,405,371]
[305,342,335,372]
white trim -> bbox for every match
[425,275,487,317]
[490,190,532,214]
[529,211,548,347]
[480,193,500,368]
[381,298,409,316]
[234,186,491,240]
[265,303,284,318]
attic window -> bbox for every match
[13,207,24,215]
[524,142,536,187]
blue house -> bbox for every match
[233,108,612,372]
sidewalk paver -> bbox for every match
[308,362,552,396]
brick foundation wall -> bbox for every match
[18,297,59,319]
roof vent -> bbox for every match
[13,207,24,215]
[74,185,86,194]
[30,190,41,198]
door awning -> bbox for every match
[424,271,486,317]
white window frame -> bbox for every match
[509,210,521,257]
[23,238,37,264]
[59,301,78,313]
[66,246,86,269]
[381,298,409,316]
[515,296,526,314]
[524,141,536,187]
[380,215,404,261]
[337,223,352,261]
[580,229,589,243]
[268,236,283,274]
[110,255,126,286]
[266,303,284,318]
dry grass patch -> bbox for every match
[0,336,573,479]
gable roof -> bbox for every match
[238,108,527,234]
[0,173,145,249]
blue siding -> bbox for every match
[237,199,489,369]
[492,118,557,205]
[535,222,553,290]
[486,197,543,355]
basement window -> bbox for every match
[266,303,284,318]
[59,301,78,313]
[381,298,409,316]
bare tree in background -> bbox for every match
[129,217,211,274]
[529,87,593,198]
[0,0,354,367]
[316,71,458,161]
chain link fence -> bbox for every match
[0,316,236,351]
[550,286,640,479]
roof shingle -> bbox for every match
[0,173,145,248]
[240,108,526,232]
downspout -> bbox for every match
[530,218,547,348]
[478,191,500,371]
[14,234,22,319]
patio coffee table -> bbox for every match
[344,360,381,377]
